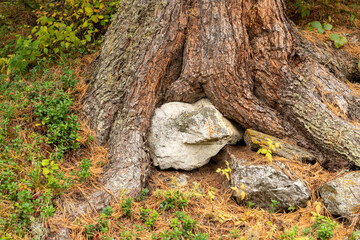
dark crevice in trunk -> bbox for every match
[348,74,360,83]
[158,30,187,107]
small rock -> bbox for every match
[149,99,242,170]
[245,228,260,240]
[320,171,360,217]
[169,174,189,188]
[244,129,315,163]
[47,227,70,240]
[31,219,49,240]
[175,174,189,186]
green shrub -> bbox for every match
[33,88,80,151]
[137,187,150,201]
[7,0,120,74]
[78,158,92,182]
[159,190,188,211]
[139,207,159,229]
[159,211,208,240]
[85,206,113,239]
[279,226,299,240]
[121,197,133,217]
[294,0,311,18]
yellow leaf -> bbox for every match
[225,173,229,180]
[217,214,233,223]
[311,211,318,217]
[230,187,239,195]
[85,6,93,16]
[240,191,246,200]
[316,203,321,214]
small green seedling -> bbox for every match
[247,201,255,208]
[121,197,133,217]
[329,34,348,48]
[270,199,279,213]
[294,0,311,18]
[41,159,58,177]
[309,21,333,34]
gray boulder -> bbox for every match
[320,171,360,217]
[149,99,242,170]
[231,165,310,211]
[221,146,310,211]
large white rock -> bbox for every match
[149,99,242,170]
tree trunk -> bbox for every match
[82,0,360,211]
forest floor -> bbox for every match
[1,0,360,239]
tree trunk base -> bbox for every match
[80,0,360,214]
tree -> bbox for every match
[81,0,360,212]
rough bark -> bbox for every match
[82,0,360,212]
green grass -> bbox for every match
[0,65,82,237]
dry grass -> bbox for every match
[48,144,355,239]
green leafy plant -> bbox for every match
[309,21,333,34]
[329,34,348,48]
[138,188,150,201]
[85,206,113,239]
[229,229,241,239]
[139,207,159,229]
[41,158,59,181]
[302,214,338,240]
[121,197,133,217]
[159,190,188,211]
[59,67,78,90]
[279,226,299,240]
[0,57,10,74]
[78,158,92,182]
[33,87,81,151]
[247,201,255,208]
[269,199,280,213]
[294,0,311,18]
[159,211,208,240]
[121,230,136,240]
[350,230,360,240]
[288,205,296,212]
[6,0,120,74]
